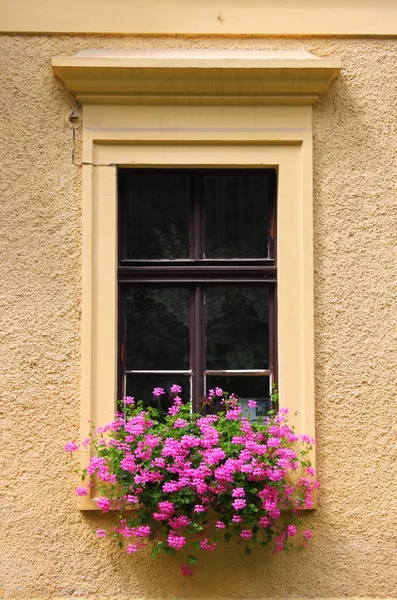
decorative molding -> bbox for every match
[52,50,341,107]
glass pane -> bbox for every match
[205,375,271,417]
[124,172,189,259]
[125,288,190,370]
[126,374,190,410]
[206,287,269,369]
[204,174,269,258]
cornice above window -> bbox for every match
[52,49,340,106]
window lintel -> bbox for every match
[52,49,340,106]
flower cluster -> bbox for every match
[66,387,318,575]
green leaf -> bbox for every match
[187,555,198,565]
[192,541,201,550]
[224,532,232,543]
[150,542,164,558]
[244,546,252,556]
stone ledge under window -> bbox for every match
[52,49,341,106]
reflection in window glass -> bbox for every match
[206,287,269,370]
[125,287,190,370]
[205,375,271,416]
[204,175,269,258]
[124,173,190,259]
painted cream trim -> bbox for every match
[52,50,340,107]
[53,51,334,509]
[4,0,397,35]
[77,106,316,510]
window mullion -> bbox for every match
[190,285,205,412]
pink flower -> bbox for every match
[123,396,135,405]
[200,538,217,551]
[194,504,205,513]
[81,438,91,447]
[87,457,105,475]
[232,515,241,523]
[232,498,246,510]
[300,434,315,444]
[226,408,242,421]
[96,496,111,513]
[96,529,106,538]
[240,529,253,540]
[133,525,151,538]
[75,486,88,496]
[287,525,297,537]
[162,481,180,493]
[153,387,165,397]
[170,384,182,394]
[180,564,194,577]
[304,530,312,539]
[167,533,186,549]
[169,515,191,529]
[248,400,257,408]
[168,396,183,415]
[232,487,246,498]
[64,441,79,452]
[203,448,226,464]
[158,501,175,516]
[215,521,225,529]
[126,544,138,554]
[173,418,188,429]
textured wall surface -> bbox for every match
[0,34,396,599]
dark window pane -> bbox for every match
[205,375,271,416]
[125,374,190,410]
[204,174,269,258]
[206,287,269,370]
[123,172,189,259]
[125,287,189,370]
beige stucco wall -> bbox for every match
[1,33,397,600]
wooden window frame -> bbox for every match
[117,168,278,412]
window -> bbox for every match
[117,168,277,414]
[52,49,337,506]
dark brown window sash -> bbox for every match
[117,168,277,410]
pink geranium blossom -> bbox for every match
[232,498,246,510]
[180,564,194,577]
[96,497,111,513]
[96,529,106,538]
[64,441,79,452]
[69,387,317,577]
[167,533,186,549]
[153,387,165,397]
